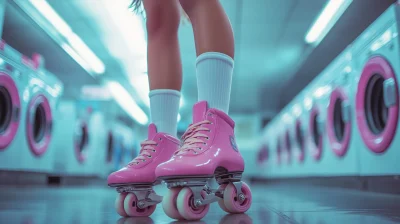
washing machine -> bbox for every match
[95,126,115,178]
[111,121,136,170]
[311,47,359,177]
[0,41,63,173]
[0,40,26,171]
[52,101,104,176]
[260,119,281,178]
[256,142,269,169]
[287,94,313,177]
[21,56,63,173]
[272,115,295,178]
[351,4,400,175]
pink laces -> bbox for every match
[128,140,157,165]
[176,120,211,155]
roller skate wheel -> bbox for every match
[162,188,184,220]
[223,182,252,213]
[115,193,128,217]
[176,187,210,220]
[124,193,157,217]
[217,184,230,213]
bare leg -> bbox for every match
[179,0,234,58]
[144,0,182,90]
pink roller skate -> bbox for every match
[108,124,180,217]
[156,101,252,220]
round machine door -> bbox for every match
[295,119,305,163]
[106,131,114,163]
[284,129,292,164]
[26,94,52,156]
[327,87,351,157]
[0,72,20,150]
[356,56,398,153]
[74,122,89,163]
[309,106,323,161]
[276,138,282,165]
[257,144,269,165]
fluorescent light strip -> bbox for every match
[61,43,91,72]
[305,0,352,44]
[29,0,105,75]
[107,81,149,125]
[68,33,105,74]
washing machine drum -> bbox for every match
[276,138,282,165]
[312,115,320,147]
[295,120,305,162]
[0,72,20,150]
[356,56,399,153]
[27,94,52,156]
[257,144,269,164]
[284,130,292,163]
[75,122,89,163]
[327,88,351,157]
[107,131,114,163]
[309,107,323,161]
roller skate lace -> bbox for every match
[128,140,158,165]
[176,120,211,155]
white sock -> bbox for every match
[196,52,234,114]
[149,89,181,137]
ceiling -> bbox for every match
[1,0,395,125]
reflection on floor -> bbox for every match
[0,182,400,224]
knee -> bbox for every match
[143,0,180,38]
[179,0,212,17]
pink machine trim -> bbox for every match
[26,94,52,157]
[356,56,398,153]
[0,72,20,150]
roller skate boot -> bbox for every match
[108,123,180,217]
[156,101,252,220]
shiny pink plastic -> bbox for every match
[107,124,180,185]
[156,101,245,178]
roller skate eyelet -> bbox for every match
[159,137,162,141]
[153,150,156,152]
[148,155,152,158]
[142,159,146,162]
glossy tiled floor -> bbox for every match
[0,182,400,224]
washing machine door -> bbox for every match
[276,138,282,165]
[26,94,52,156]
[295,119,305,163]
[74,121,89,163]
[106,131,114,164]
[309,106,323,161]
[284,129,292,164]
[356,56,399,153]
[327,87,351,157]
[0,72,20,150]
[257,144,269,165]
